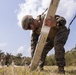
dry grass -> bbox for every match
[0,66,76,75]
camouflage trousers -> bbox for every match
[31,26,70,67]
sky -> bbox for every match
[0,0,76,57]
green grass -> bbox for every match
[0,66,76,75]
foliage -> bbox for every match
[0,50,5,60]
[45,54,56,66]
[65,48,76,66]
[0,45,76,66]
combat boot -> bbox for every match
[58,66,65,74]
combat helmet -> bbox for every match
[21,15,34,30]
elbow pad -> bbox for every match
[57,17,66,26]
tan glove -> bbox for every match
[44,16,57,27]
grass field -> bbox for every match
[0,66,76,75]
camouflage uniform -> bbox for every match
[31,15,70,68]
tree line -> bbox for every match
[0,45,76,66]
[0,51,31,66]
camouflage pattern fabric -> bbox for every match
[31,16,70,68]
[31,32,39,58]
[54,26,70,67]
